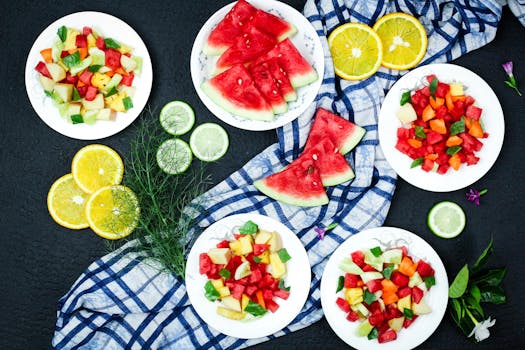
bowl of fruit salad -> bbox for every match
[185,213,311,339]
[320,226,448,349]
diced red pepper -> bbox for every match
[346,309,359,322]
[366,279,383,293]
[84,86,98,101]
[75,34,88,48]
[83,26,93,36]
[391,272,410,287]
[273,288,290,300]
[96,36,106,50]
[120,72,135,87]
[412,286,424,304]
[416,260,435,277]
[253,244,269,256]
[378,329,397,343]
[231,284,245,300]
[397,286,412,298]
[105,48,122,70]
[344,273,361,288]
[351,250,365,268]
[336,297,351,313]
[199,253,212,275]
[35,61,52,79]
[78,70,94,85]
[403,314,418,328]
[465,105,482,120]
[265,299,279,313]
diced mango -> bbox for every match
[255,229,273,244]
[207,248,231,265]
[268,231,282,252]
[216,306,244,320]
[256,250,270,264]
[217,286,230,298]
[210,279,224,290]
[269,252,286,279]
[449,83,464,97]
[345,287,364,306]
[91,72,112,91]
[238,235,254,255]
[64,28,81,51]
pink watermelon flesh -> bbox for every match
[201,64,274,121]
[253,38,318,88]
[249,63,287,114]
[251,9,297,41]
[204,0,258,55]
[216,25,277,72]
[304,108,366,155]
[254,159,328,207]
[256,58,297,102]
[298,138,355,186]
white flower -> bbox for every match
[468,317,496,342]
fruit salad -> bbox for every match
[335,246,436,344]
[198,220,291,320]
[395,75,487,174]
[34,25,142,125]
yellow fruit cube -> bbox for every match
[90,73,112,91]
[449,83,464,97]
[256,250,270,264]
[241,294,250,311]
[229,240,243,256]
[269,252,286,279]
[255,229,273,244]
[217,286,230,298]
[238,235,254,255]
[210,279,224,290]
[397,295,412,312]
[64,28,81,51]
[105,92,127,112]
[345,287,364,305]
[216,306,244,320]
[87,33,96,48]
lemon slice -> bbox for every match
[47,173,90,229]
[328,23,383,80]
[85,185,140,240]
[373,12,428,70]
[72,144,124,194]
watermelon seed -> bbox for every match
[312,153,318,160]
[237,79,243,85]
[272,90,278,95]
[334,147,339,153]
[307,165,314,174]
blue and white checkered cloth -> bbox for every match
[53,0,508,348]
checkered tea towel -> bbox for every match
[53,0,503,348]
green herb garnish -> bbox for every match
[253,256,262,263]
[244,301,267,317]
[204,281,220,301]
[363,289,377,305]
[44,90,53,97]
[72,87,81,101]
[404,308,414,319]
[104,38,121,49]
[88,64,103,73]
[70,114,83,124]
[424,275,436,289]
[123,97,133,110]
[450,118,465,136]
[57,26,67,42]
[239,220,258,234]
[336,276,344,293]
[62,51,81,68]
[415,125,426,139]
[382,265,394,279]
[370,246,382,257]
[278,248,291,263]
[446,146,462,156]
[411,157,424,168]
[429,77,438,97]
[279,279,290,292]
[219,268,231,279]
[400,91,411,105]
[367,327,379,340]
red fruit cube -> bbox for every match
[82,26,93,36]
[403,315,419,328]
[351,251,365,268]
[253,244,269,256]
[385,304,403,320]
[397,127,411,140]
[395,139,412,157]
[96,36,106,50]
[435,82,450,98]
[465,153,480,166]
[225,255,242,274]
[397,286,412,299]
[336,297,351,313]
[426,131,444,145]
[465,105,483,120]
[412,286,424,304]
[61,50,70,58]
[419,86,431,97]
[231,284,245,300]
[199,253,212,275]
[76,85,87,97]
[366,279,383,293]
[64,72,78,85]
[120,72,135,87]
[75,34,88,48]
[84,86,98,101]
[346,310,359,322]
[265,299,279,313]
[426,74,437,83]
[105,48,122,70]
[437,164,450,174]
[391,271,410,287]
[78,70,94,85]
[263,289,274,301]
[362,264,377,272]
[465,95,475,106]
[421,158,434,172]
[273,289,290,300]
[367,301,381,313]
[344,273,361,288]
[249,268,263,284]
[368,310,385,326]
[35,61,52,79]
[216,240,230,248]
[399,246,408,258]
[245,285,257,296]
[376,320,390,333]
[416,260,435,277]
[378,329,397,343]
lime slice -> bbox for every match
[159,101,195,136]
[189,123,229,162]
[427,201,466,238]
[156,138,193,174]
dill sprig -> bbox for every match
[119,107,212,278]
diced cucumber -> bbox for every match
[120,55,137,72]
[53,83,73,103]
[70,56,93,75]
[88,47,105,66]
[66,103,81,118]
[364,250,383,272]
[355,319,374,337]
[57,103,69,117]
[339,257,364,275]
[52,39,64,62]
[360,271,383,284]
[98,66,112,74]
[408,271,423,288]
[83,110,98,125]
[96,108,113,120]
[351,302,369,317]
[382,249,403,264]
[39,75,55,92]
[132,56,142,75]
[104,74,122,92]
[118,85,136,98]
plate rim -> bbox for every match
[320,226,449,350]
[24,10,153,140]
[378,63,505,192]
[189,0,324,131]
[185,213,311,339]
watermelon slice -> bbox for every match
[249,63,287,114]
[299,138,355,186]
[251,9,297,41]
[254,159,328,207]
[215,25,277,72]
[201,64,274,121]
[304,108,366,155]
[256,58,297,102]
[253,38,318,88]
[203,0,258,56]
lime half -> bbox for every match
[156,138,193,174]
[189,123,229,162]
[427,201,466,238]
[159,101,195,136]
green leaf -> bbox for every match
[403,308,414,320]
[106,86,118,97]
[219,268,231,279]
[449,119,465,136]
[429,77,438,96]
[88,64,103,73]
[62,51,81,68]
[479,285,506,304]
[204,281,220,301]
[465,295,484,318]
[244,300,267,317]
[471,239,494,275]
[410,157,424,168]
[469,284,481,303]
[370,246,382,257]
[472,268,506,287]
[44,90,53,97]
[123,97,133,111]
[382,265,394,279]
[363,289,377,305]
[449,264,469,298]
[279,279,290,292]
[104,38,121,49]
[400,91,411,105]
[70,114,83,124]
[424,275,436,289]
[253,256,262,263]
[367,327,379,340]
[450,299,463,324]
[72,87,81,101]
[415,125,426,139]
[57,26,67,42]
[336,276,344,293]
[446,146,462,156]
[239,220,258,235]
[278,248,291,263]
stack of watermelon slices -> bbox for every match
[254,109,366,207]
[200,0,319,121]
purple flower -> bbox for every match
[502,61,522,96]
[466,188,488,206]
[315,223,338,240]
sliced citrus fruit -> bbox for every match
[72,144,124,194]
[85,185,140,240]
[159,100,196,136]
[427,201,466,238]
[327,22,383,80]
[373,12,428,70]
[47,173,90,229]
[189,123,229,162]
[156,138,193,174]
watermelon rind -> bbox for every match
[201,80,274,121]
[289,70,319,89]
[340,126,366,155]
[277,24,298,42]
[322,166,355,187]
[254,179,329,207]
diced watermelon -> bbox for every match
[403,315,418,328]
[96,36,106,50]
[249,268,263,284]
[225,255,243,273]
[216,240,230,248]
[253,244,269,256]
[199,253,213,275]
[64,72,78,85]
[344,273,361,288]
[245,285,257,296]
[263,289,274,301]
[367,301,382,313]
[351,250,366,268]
[385,304,403,320]
[336,297,351,313]
[120,73,134,87]
[82,26,92,36]
[75,34,87,48]
[35,61,52,79]
[397,286,412,298]
[78,70,93,85]
[465,105,483,120]
[265,299,280,313]
[362,264,378,272]
[459,132,483,152]
[426,131,444,145]
[366,279,383,293]
[412,286,424,304]
[465,153,480,166]
[391,272,409,287]
[273,289,290,300]
[346,309,360,322]
[435,82,450,98]
[105,49,122,70]
[416,260,435,277]
[368,310,385,326]
[76,85,87,98]
[231,284,245,300]
[84,86,98,101]
[421,158,434,172]
[378,329,397,343]
[437,163,450,174]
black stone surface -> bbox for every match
[1,1,524,349]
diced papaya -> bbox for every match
[468,120,484,138]
[429,96,444,109]
[448,153,461,171]
[40,48,53,63]
[398,256,417,277]
[446,135,463,147]
[381,279,399,294]
[407,138,423,148]
[422,104,436,122]
[429,119,447,135]
[382,292,399,305]
[445,91,454,111]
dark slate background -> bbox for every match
[1,1,524,349]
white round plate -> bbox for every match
[25,11,153,140]
[185,213,311,339]
[378,63,504,192]
[320,226,448,350]
[190,0,324,131]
